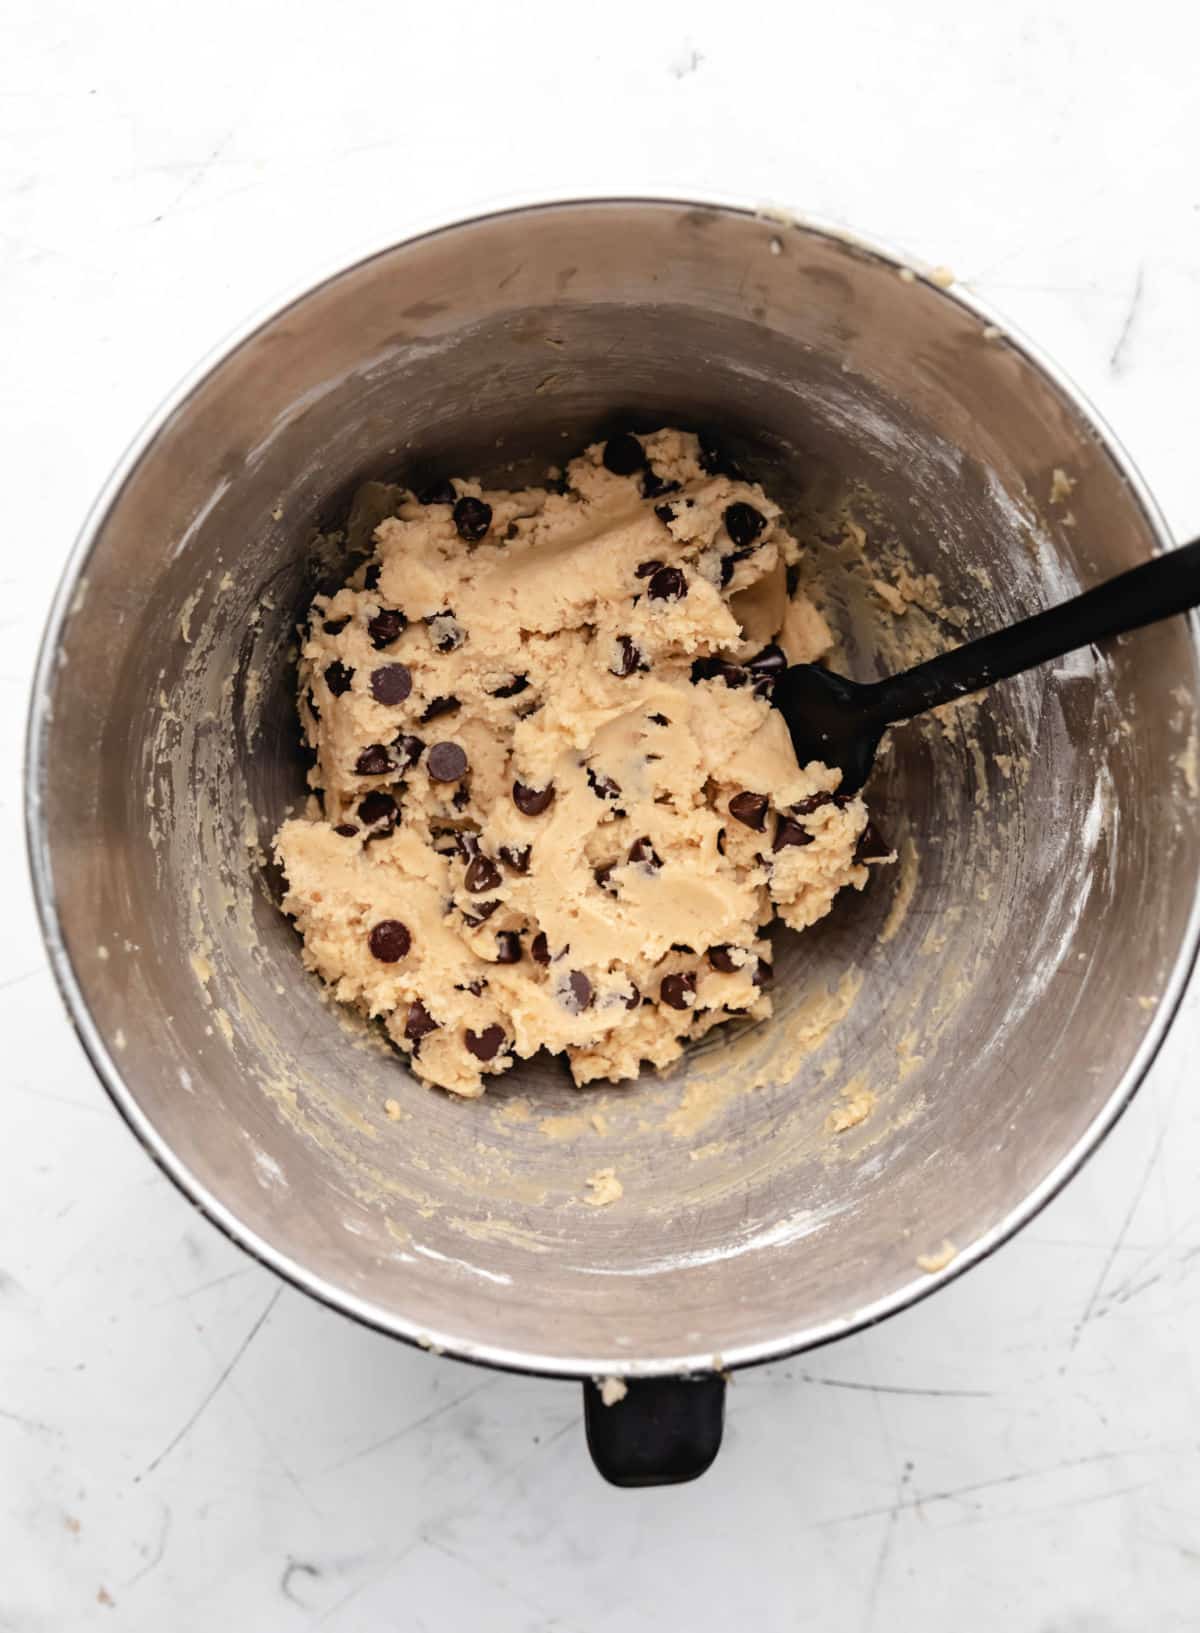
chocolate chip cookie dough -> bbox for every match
[274,429,872,1097]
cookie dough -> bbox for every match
[274,428,871,1097]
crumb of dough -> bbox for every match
[929,266,955,288]
[584,1167,623,1207]
[1136,995,1157,1011]
[871,577,908,616]
[896,1030,923,1079]
[96,944,109,961]
[383,1097,403,1120]
[597,1375,628,1406]
[1049,467,1076,506]
[825,1080,876,1134]
[273,429,870,1097]
[1175,735,1198,796]
[897,266,916,284]
[916,1239,957,1273]
[178,589,200,644]
[590,1111,609,1135]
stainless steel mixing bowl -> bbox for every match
[26,199,1200,1484]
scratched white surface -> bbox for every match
[4,2,1200,1628]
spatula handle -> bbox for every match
[870,537,1200,725]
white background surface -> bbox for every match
[4,2,1200,1628]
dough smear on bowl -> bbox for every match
[274,429,871,1096]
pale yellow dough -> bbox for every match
[274,429,869,1097]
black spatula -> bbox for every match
[773,538,1200,793]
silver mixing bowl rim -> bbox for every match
[24,192,1200,1381]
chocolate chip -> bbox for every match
[368,609,407,649]
[427,741,468,782]
[306,690,321,723]
[491,674,528,698]
[465,854,501,893]
[691,656,747,688]
[695,437,721,476]
[648,712,670,726]
[747,643,787,677]
[654,503,676,525]
[628,836,662,870]
[325,661,354,696]
[594,863,617,894]
[773,816,813,851]
[624,984,640,1010]
[724,502,766,549]
[719,555,735,588]
[358,791,397,829]
[370,663,412,705]
[453,496,492,542]
[791,792,839,816]
[587,768,621,802]
[716,827,727,856]
[393,733,425,768]
[333,823,358,838]
[855,819,890,863]
[405,999,439,1040]
[670,943,695,954]
[323,617,349,635]
[512,780,555,816]
[428,613,465,653]
[420,695,461,723]
[499,844,531,874]
[660,971,697,1010]
[729,790,769,830]
[452,786,471,810]
[462,900,499,926]
[368,920,411,962]
[602,433,645,476]
[464,1024,505,1062]
[355,743,393,776]
[563,970,593,1012]
[611,635,645,677]
[363,563,381,591]
[635,559,663,579]
[753,957,773,987]
[531,932,551,966]
[494,932,522,964]
[648,565,687,601]
[708,945,741,974]
[642,469,681,500]
[698,433,744,479]
[786,563,801,596]
[455,832,481,861]
[419,478,456,505]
